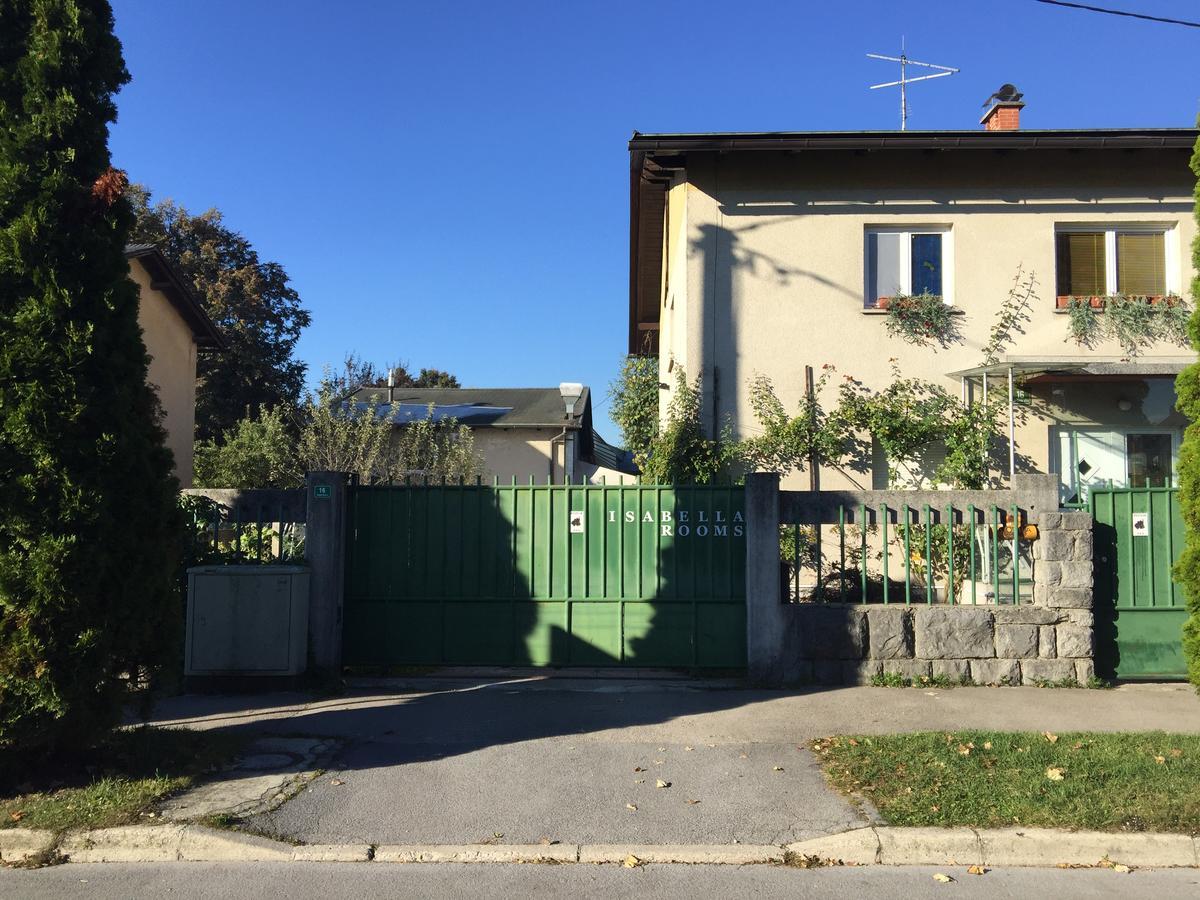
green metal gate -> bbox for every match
[1091,487,1188,680]
[342,482,746,668]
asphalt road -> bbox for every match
[141,678,1200,846]
[5,862,1199,900]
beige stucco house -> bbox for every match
[629,101,1198,501]
[347,385,637,484]
[126,244,224,487]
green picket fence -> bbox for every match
[781,502,1033,605]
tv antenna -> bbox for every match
[867,44,958,130]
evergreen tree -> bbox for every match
[0,1,183,750]
[1172,126,1200,691]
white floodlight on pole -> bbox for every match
[867,48,959,130]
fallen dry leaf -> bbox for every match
[657,747,667,752]
[633,766,646,773]
[1114,864,1132,874]
[932,873,954,883]
[623,854,643,868]
[967,864,986,875]
[330,779,345,786]
[1046,767,1065,781]
[686,799,701,805]
[539,837,559,846]
[684,746,694,752]
[626,803,638,811]
[634,779,645,784]
[1155,755,1166,765]
[654,759,664,765]
[1044,732,1059,744]
[739,753,749,759]
[983,741,993,750]
[656,779,671,789]
[9,811,24,822]
[1170,749,1183,758]
[773,766,784,772]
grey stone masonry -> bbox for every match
[759,487,1096,686]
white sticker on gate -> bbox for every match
[1132,512,1150,536]
[569,511,585,534]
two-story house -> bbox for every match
[628,98,1198,500]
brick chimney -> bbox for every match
[980,84,1025,131]
[982,102,1023,131]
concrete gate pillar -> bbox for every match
[745,472,787,683]
[306,471,350,674]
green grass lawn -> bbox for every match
[1,726,242,833]
[814,731,1200,834]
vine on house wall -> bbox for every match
[1063,294,1191,356]
[747,268,1039,490]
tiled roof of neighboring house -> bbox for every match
[347,385,644,474]
[124,243,225,350]
[349,387,591,430]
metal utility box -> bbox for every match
[186,566,310,676]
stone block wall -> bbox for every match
[775,510,1096,686]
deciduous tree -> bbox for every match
[129,187,311,440]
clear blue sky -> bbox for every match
[108,0,1199,438]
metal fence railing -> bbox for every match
[780,498,1035,605]
[180,488,307,565]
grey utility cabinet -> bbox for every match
[186,566,310,676]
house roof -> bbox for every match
[349,386,593,430]
[629,127,1199,153]
[628,127,1200,352]
[125,244,225,350]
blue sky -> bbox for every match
[108,0,1199,437]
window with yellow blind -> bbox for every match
[1055,227,1172,299]
[1116,232,1166,296]
[1055,232,1105,296]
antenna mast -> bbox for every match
[867,46,958,130]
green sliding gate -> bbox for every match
[342,482,746,668]
[1091,487,1187,680]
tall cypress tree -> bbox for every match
[1173,125,1200,691]
[0,1,182,750]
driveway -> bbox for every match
[143,678,1200,847]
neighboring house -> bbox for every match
[346,385,638,483]
[628,96,1199,501]
[125,244,224,487]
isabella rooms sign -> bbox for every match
[603,507,744,538]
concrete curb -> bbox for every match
[6,824,1199,868]
[0,828,56,864]
[373,844,580,864]
[784,826,1200,869]
[578,844,784,865]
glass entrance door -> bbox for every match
[1053,428,1180,506]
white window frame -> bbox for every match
[1054,223,1179,296]
[864,226,954,307]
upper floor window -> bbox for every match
[1055,227,1172,298]
[865,228,952,308]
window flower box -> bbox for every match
[1056,294,1177,310]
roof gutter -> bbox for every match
[629,128,1198,154]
